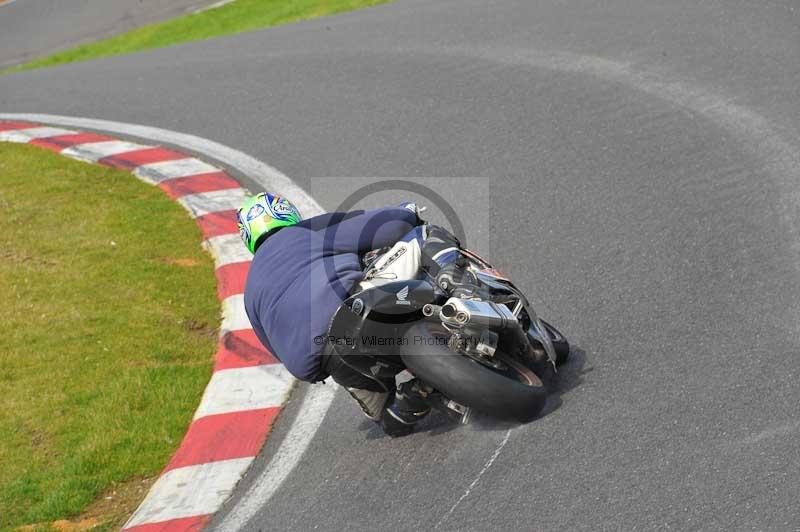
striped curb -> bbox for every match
[0,120,294,531]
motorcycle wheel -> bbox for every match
[399,321,547,422]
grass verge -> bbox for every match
[0,143,220,530]
[6,0,389,74]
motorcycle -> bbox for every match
[327,246,569,423]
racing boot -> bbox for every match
[380,379,432,437]
[346,388,390,422]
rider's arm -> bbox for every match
[324,206,422,255]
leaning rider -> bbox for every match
[237,192,462,437]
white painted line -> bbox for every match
[193,0,236,14]
[133,157,219,184]
[203,234,252,269]
[435,429,513,529]
[62,140,151,163]
[177,188,250,218]
[193,365,294,420]
[0,126,74,142]
[0,114,324,218]
[123,457,254,529]
[213,381,336,531]
[220,294,251,334]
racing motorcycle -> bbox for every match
[327,246,569,423]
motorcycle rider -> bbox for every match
[237,192,463,436]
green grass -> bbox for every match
[0,143,220,530]
[6,0,388,73]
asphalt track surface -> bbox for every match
[0,0,218,68]
[3,0,800,530]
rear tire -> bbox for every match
[399,322,547,422]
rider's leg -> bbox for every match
[380,379,432,436]
[320,347,393,421]
[321,347,431,436]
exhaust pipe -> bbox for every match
[439,297,518,329]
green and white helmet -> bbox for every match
[236,192,302,254]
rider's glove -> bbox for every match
[398,201,426,225]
